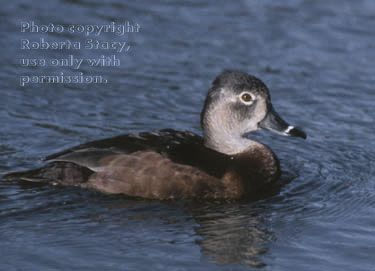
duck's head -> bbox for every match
[201,71,306,155]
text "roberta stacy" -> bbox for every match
[20,38,130,53]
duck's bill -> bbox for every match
[258,105,307,139]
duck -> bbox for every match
[2,71,306,200]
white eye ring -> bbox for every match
[239,92,255,105]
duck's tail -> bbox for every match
[1,168,48,182]
[1,162,94,185]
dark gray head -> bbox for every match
[201,71,306,155]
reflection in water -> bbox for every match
[188,202,272,268]
[95,199,275,268]
[0,177,285,270]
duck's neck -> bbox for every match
[201,99,263,155]
[202,120,261,155]
[204,132,258,155]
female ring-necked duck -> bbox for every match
[2,71,306,199]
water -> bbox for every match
[1,0,375,270]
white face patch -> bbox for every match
[239,91,255,105]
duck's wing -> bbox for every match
[43,129,198,161]
[42,129,229,177]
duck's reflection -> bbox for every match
[2,182,275,269]
[80,196,274,268]
[187,202,272,268]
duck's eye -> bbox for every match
[240,92,253,104]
